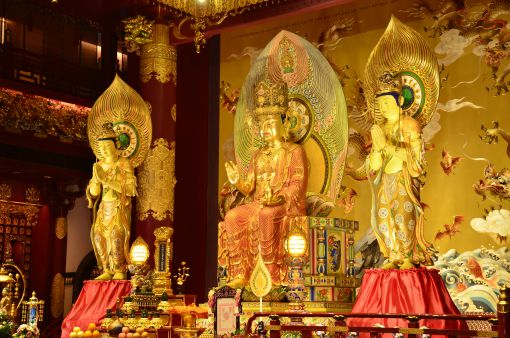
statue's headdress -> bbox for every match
[98,123,118,143]
[254,77,288,118]
[376,71,402,106]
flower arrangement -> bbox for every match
[13,324,39,338]
[0,314,14,338]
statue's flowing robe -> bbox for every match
[218,143,308,285]
[87,158,135,274]
[368,117,435,266]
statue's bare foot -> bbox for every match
[381,260,399,270]
[226,276,247,288]
[399,259,417,270]
[95,272,113,280]
[112,272,126,280]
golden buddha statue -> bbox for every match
[86,123,137,280]
[218,78,308,287]
[367,72,435,269]
[0,287,12,316]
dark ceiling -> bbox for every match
[33,0,356,34]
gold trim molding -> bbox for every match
[171,104,176,122]
[0,200,41,227]
[50,273,64,318]
[139,23,177,85]
[55,217,67,240]
[137,138,177,221]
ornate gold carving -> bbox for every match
[0,88,89,142]
[50,273,64,318]
[122,15,153,54]
[140,24,177,85]
[137,139,177,221]
[24,187,40,204]
[55,217,67,240]
[0,183,12,200]
[154,226,173,241]
[157,0,272,17]
[171,104,176,122]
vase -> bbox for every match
[181,313,196,328]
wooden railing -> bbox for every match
[245,286,509,337]
[0,44,102,99]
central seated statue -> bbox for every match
[218,77,308,287]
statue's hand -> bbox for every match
[262,194,285,206]
[225,161,239,185]
[371,124,386,151]
[94,164,107,182]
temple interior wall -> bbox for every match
[218,0,510,255]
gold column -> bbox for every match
[153,226,174,296]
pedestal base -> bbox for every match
[348,268,465,333]
[61,280,132,338]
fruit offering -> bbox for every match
[118,326,149,337]
[69,323,100,337]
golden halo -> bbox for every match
[88,75,152,168]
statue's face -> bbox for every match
[259,115,284,143]
[99,140,117,160]
[376,95,399,121]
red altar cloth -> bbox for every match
[348,268,465,336]
[61,280,131,338]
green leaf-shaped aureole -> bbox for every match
[249,252,273,298]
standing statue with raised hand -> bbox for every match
[87,123,137,280]
[86,74,152,280]
[361,16,440,269]
[367,72,435,269]
[218,77,308,287]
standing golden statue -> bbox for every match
[87,123,137,280]
[363,16,439,269]
[87,75,152,280]
[367,72,435,269]
[0,287,12,316]
[218,78,308,286]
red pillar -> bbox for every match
[135,19,176,295]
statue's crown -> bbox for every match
[98,122,118,142]
[254,77,288,117]
[376,71,401,96]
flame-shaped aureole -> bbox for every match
[249,252,273,298]
[364,15,440,128]
[88,74,152,168]
[234,30,348,202]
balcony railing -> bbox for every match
[0,44,102,99]
[245,285,509,337]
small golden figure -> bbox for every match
[218,77,308,287]
[0,287,12,316]
[87,123,137,280]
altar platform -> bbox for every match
[348,267,467,334]
[61,280,132,338]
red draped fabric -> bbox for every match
[348,268,466,336]
[61,280,131,338]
